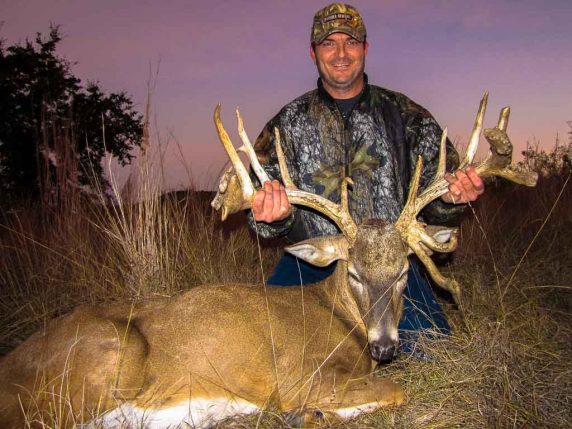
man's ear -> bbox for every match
[309,44,317,64]
[285,235,349,267]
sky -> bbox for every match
[2,0,571,190]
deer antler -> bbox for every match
[395,93,538,303]
[211,104,358,241]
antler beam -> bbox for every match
[211,104,358,241]
[396,93,538,303]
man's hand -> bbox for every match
[442,166,484,204]
[252,180,292,223]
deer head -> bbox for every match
[212,94,537,363]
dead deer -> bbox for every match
[0,94,536,428]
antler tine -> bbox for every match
[274,127,295,189]
[436,127,448,178]
[211,104,257,220]
[340,177,354,217]
[410,240,462,303]
[395,155,423,233]
[273,126,358,241]
[213,104,253,193]
[236,108,270,184]
[395,127,449,233]
[460,92,488,169]
[497,106,509,132]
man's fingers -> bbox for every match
[279,184,291,218]
[455,170,478,202]
[445,173,461,198]
[466,166,485,194]
[271,180,291,220]
[457,168,483,201]
[252,189,266,220]
[443,167,485,204]
[444,173,462,200]
[252,180,291,223]
[261,181,274,221]
[271,180,283,220]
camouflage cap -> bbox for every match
[311,3,366,44]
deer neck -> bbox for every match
[317,260,367,339]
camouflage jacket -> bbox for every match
[249,75,464,241]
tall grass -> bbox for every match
[376,170,572,428]
[0,153,281,356]
[0,140,570,427]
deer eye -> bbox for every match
[349,272,361,284]
[348,265,360,281]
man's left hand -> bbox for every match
[442,166,484,204]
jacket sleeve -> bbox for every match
[402,101,467,225]
[246,118,298,238]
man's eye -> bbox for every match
[347,40,360,47]
[321,41,334,48]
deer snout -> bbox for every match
[369,338,397,363]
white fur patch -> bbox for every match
[367,326,398,342]
[367,328,382,342]
[389,327,399,343]
[82,398,260,428]
[433,229,454,243]
[334,401,380,419]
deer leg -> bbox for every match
[285,375,404,427]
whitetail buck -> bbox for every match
[0,94,536,428]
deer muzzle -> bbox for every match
[369,337,398,363]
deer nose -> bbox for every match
[370,340,397,363]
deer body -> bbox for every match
[0,263,404,428]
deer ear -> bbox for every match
[410,225,459,256]
[285,235,349,267]
[427,225,458,243]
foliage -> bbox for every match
[0,27,143,203]
[519,121,572,177]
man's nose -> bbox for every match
[335,43,347,58]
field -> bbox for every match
[0,153,571,427]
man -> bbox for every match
[248,3,484,349]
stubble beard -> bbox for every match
[318,57,365,95]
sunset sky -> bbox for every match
[3,0,571,190]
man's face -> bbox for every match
[310,32,368,98]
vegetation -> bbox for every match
[0,127,570,426]
[0,27,143,204]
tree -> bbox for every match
[0,27,143,203]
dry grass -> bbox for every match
[0,190,280,353]
[0,162,570,427]
[360,172,572,428]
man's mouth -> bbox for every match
[332,63,351,70]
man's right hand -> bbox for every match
[252,180,292,223]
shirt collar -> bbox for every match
[317,73,370,106]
